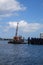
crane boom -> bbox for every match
[15,22,19,36]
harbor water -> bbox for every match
[0,41,43,65]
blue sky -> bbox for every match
[0,0,43,38]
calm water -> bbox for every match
[0,41,43,65]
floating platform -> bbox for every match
[28,38,43,45]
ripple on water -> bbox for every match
[0,41,43,65]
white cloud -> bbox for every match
[0,0,26,17]
[8,20,43,33]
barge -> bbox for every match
[8,23,25,44]
[28,37,43,45]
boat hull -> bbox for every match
[8,40,25,44]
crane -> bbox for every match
[8,22,24,44]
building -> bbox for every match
[40,33,43,39]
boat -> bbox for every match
[8,22,25,44]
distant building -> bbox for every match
[40,33,43,39]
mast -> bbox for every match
[15,22,19,36]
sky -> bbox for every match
[0,0,43,38]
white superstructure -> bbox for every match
[40,33,43,39]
